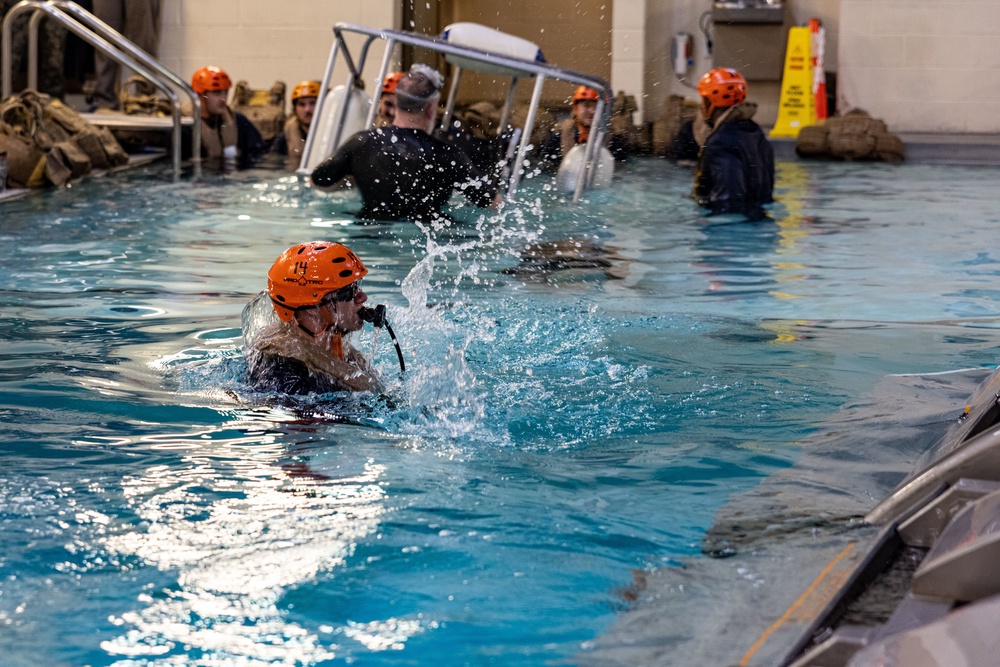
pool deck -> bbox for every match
[769,131,1000,165]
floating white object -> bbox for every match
[440,23,545,76]
[556,144,614,193]
[306,85,372,171]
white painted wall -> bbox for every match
[838,0,1000,133]
[158,0,399,101]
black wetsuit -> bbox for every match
[694,117,774,221]
[311,126,498,221]
[245,352,349,395]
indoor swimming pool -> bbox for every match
[2,156,999,666]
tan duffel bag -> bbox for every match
[0,97,46,188]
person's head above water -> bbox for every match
[291,80,321,127]
[395,64,443,112]
[377,71,404,125]
[267,241,369,337]
[696,67,747,121]
[191,65,232,120]
[571,86,600,129]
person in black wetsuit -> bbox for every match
[310,64,501,221]
[692,67,774,221]
[242,241,383,395]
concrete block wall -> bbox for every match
[157,0,399,103]
[838,0,1000,132]
[152,0,1000,133]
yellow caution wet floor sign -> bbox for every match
[770,26,815,139]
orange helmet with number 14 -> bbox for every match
[267,242,368,322]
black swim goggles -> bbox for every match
[318,281,361,306]
[286,281,361,315]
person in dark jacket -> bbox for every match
[692,68,774,221]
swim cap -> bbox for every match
[191,66,232,94]
[697,68,746,116]
[381,72,403,95]
[291,80,321,102]
[395,64,444,112]
[572,86,600,104]
[267,242,368,322]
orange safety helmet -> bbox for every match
[696,67,747,117]
[267,242,368,322]
[291,80,321,102]
[381,71,403,95]
[191,66,232,94]
[572,86,600,104]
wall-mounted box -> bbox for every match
[711,2,791,81]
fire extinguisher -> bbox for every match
[671,32,693,77]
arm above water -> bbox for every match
[310,133,364,189]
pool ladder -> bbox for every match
[1,0,199,176]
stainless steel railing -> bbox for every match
[2,0,200,176]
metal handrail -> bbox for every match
[300,22,613,202]
[2,0,200,176]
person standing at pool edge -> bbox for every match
[310,64,501,221]
[693,67,774,221]
[242,242,383,394]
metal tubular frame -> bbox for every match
[3,0,200,176]
[300,22,612,202]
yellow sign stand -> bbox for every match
[770,26,815,139]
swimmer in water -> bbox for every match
[242,241,383,395]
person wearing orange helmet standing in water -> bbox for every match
[188,65,266,167]
[272,80,320,171]
[375,71,403,128]
[692,67,774,221]
[242,241,391,395]
[540,85,628,168]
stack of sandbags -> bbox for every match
[652,94,700,156]
[509,100,557,148]
[231,80,286,145]
[610,90,643,154]
[0,90,129,188]
[459,101,501,140]
[796,109,905,162]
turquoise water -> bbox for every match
[2,158,1000,666]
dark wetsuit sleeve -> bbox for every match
[235,112,267,165]
[538,130,563,171]
[271,130,288,157]
[451,146,498,208]
[311,133,363,187]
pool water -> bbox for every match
[2,158,999,666]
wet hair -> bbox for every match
[395,66,443,113]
